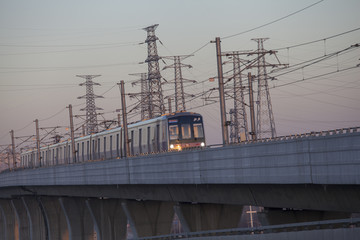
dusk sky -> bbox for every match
[0,0,359,151]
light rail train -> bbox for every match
[20,112,205,168]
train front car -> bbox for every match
[167,112,205,151]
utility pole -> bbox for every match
[6,150,10,170]
[77,75,103,135]
[119,81,130,157]
[67,104,76,163]
[248,73,257,141]
[82,125,86,136]
[130,72,149,120]
[117,113,121,127]
[10,130,16,169]
[163,55,194,112]
[213,37,229,145]
[34,119,41,167]
[168,97,172,113]
[252,38,276,139]
[143,24,165,118]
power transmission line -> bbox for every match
[273,27,360,51]
[222,0,325,39]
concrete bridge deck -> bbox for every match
[0,127,359,212]
[0,128,359,239]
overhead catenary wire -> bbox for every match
[222,0,325,39]
[271,43,360,78]
[0,61,139,74]
[272,27,360,51]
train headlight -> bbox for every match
[170,144,174,149]
[201,142,205,147]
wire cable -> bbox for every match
[222,0,325,39]
[273,27,360,51]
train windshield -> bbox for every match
[168,114,205,145]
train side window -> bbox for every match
[92,140,95,160]
[147,126,151,152]
[193,123,204,138]
[181,124,191,139]
[110,135,113,158]
[60,147,63,163]
[130,130,134,155]
[87,140,90,160]
[56,148,59,165]
[103,137,106,159]
[169,125,179,140]
[156,124,160,152]
[82,142,85,162]
[77,143,80,162]
[139,129,142,154]
[98,138,101,159]
[116,133,119,157]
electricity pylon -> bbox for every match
[77,75,103,135]
[225,53,249,143]
[163,55,195,112]
[143,24,165,118]
[130,72,149,120]
[252,38,276,139]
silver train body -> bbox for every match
[20,112,205,168]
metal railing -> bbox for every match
[135,217,360,240]
[228,126,360,146]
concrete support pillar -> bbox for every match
[39,197,68,240]
[11,198,30,240]
[0,199,17,240]
[21,197,46,240]
[0,202,7,240]
[0,206,4,240]
[86,198,127,240]
[175,203,243,232]
[121,200,174,238]
[59,197,94,240]
[259,208,352,226]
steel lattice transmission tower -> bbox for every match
[130,73,149,120]
[252,38,276,139]
[77,75,103,135]
[229,53,249,143]
[143,24,165,118]
[163,55,194,112]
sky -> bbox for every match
[0,0,360,153]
